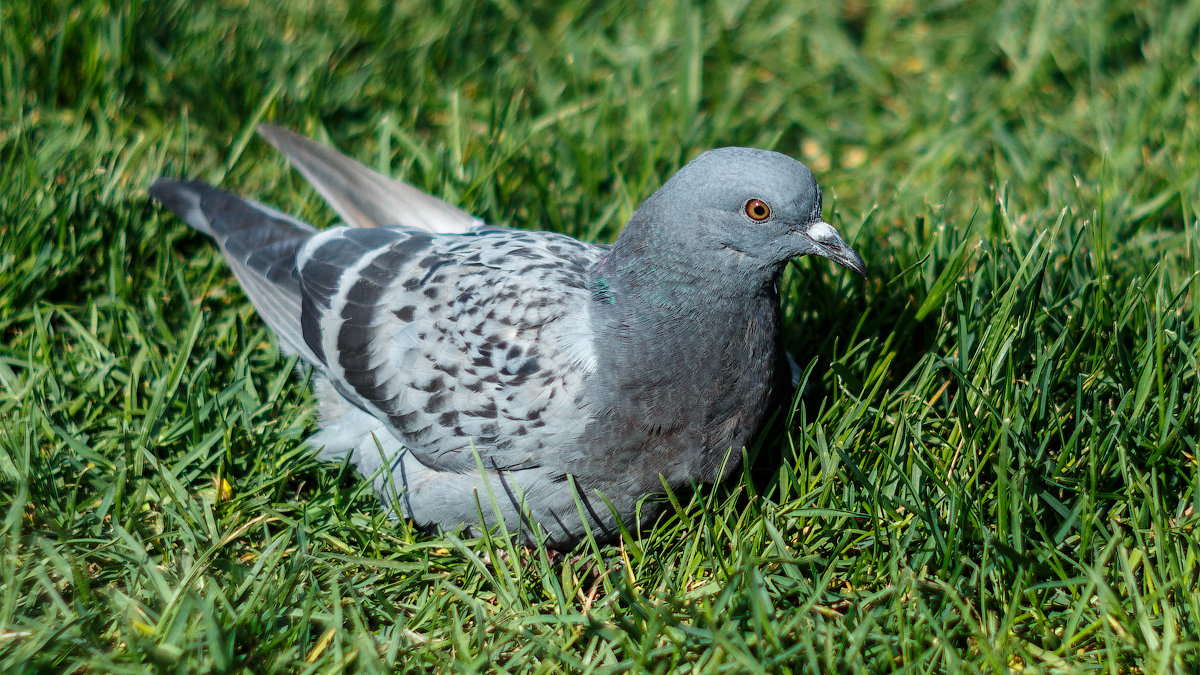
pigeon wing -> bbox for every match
[295,225,605,473]
[258,124,484,233]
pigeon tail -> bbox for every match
[148,178,321,365]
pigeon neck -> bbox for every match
[594,222,781,303]
[587,243,782,349]
[590,232,784,360]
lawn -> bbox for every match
[2,0,1198,671]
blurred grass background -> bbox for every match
[1,0,1198,671]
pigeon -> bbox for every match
[149,125,865,548]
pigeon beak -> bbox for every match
[805,220,866,277]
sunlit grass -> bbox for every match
[2,0,1198,671]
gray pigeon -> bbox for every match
[149,125,865,548]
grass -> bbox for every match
[2,0,1199,671]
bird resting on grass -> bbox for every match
[150,125,865,548]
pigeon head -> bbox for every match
[616,147,866,278]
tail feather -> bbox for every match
[148,178,322,365]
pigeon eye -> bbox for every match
[745,199,771,221]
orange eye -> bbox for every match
[745,199,771,221]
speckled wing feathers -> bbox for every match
[295,225,605,474]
